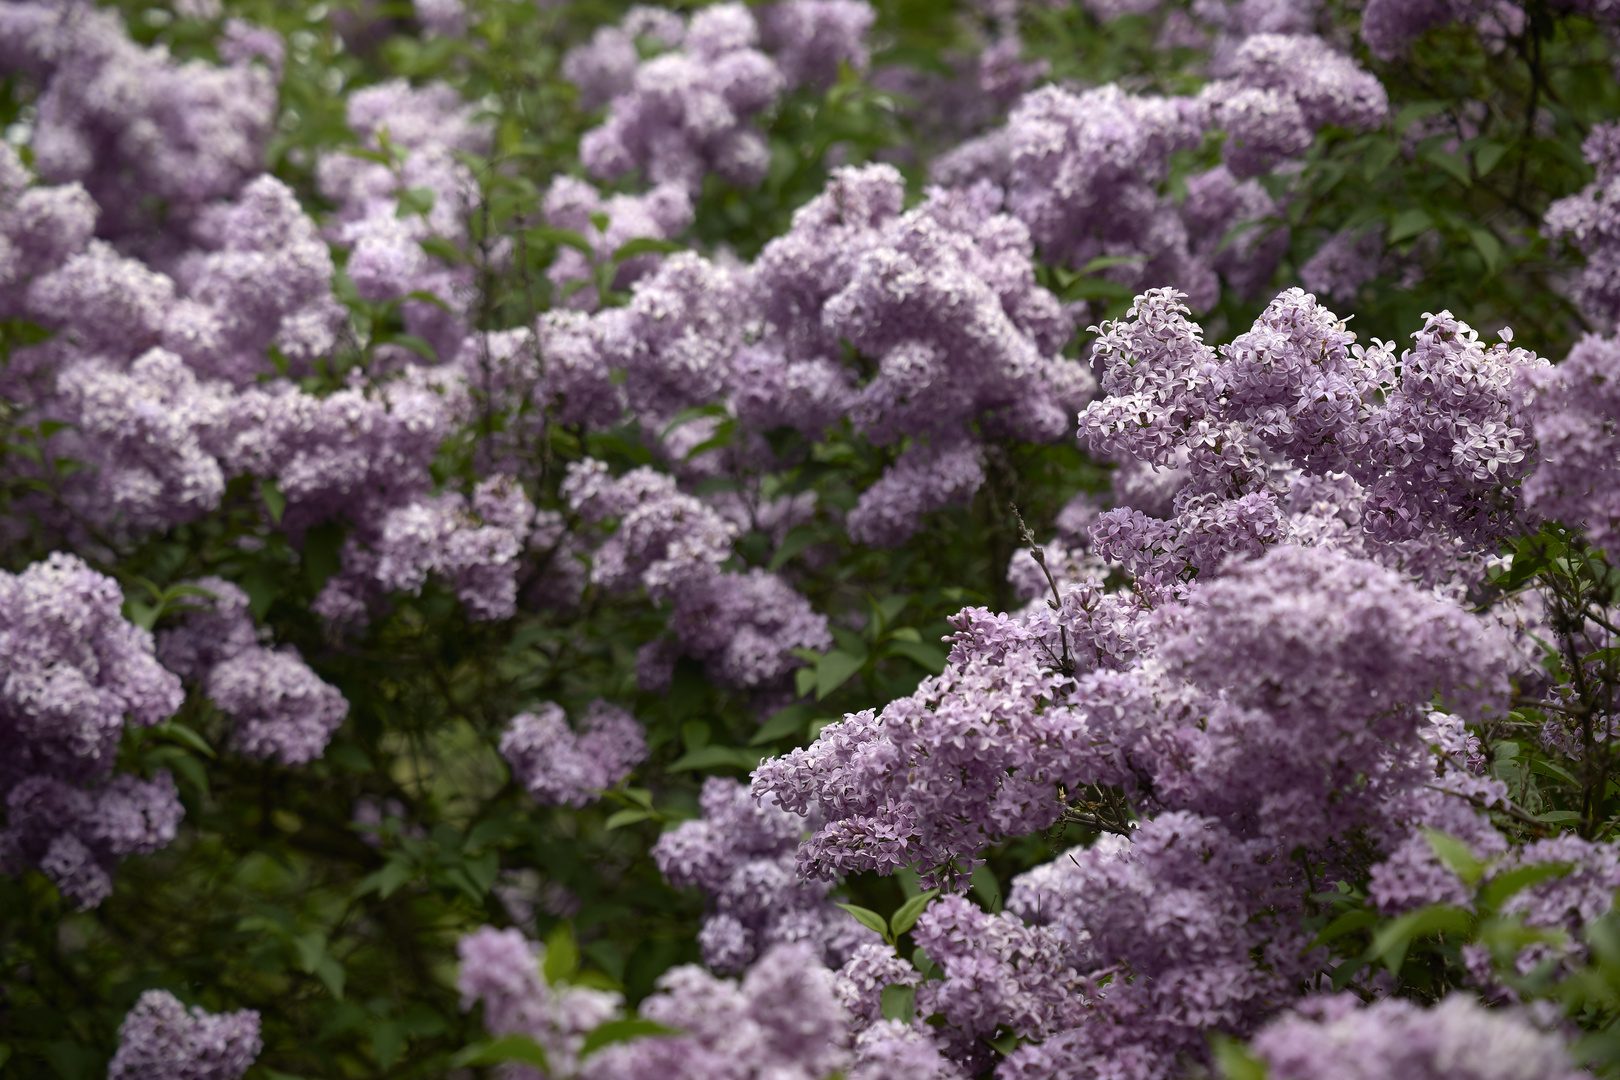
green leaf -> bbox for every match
[1468,226,1503,275]
[1388,209,1433,244]
[1329,957,1367,991]
[1078,254,1144,274]
[464,850,499,894]
[1211,1034,1269,1080]
[419,236,464,263]
[1423,829,1485,886]
[44,1042,99,1080]
[371,1020,407,1069]
[667,745,761,771]
[836,902,891,940]
[768,526,821,571]
[1538,810,1583,824]
[911,946,940,981]
[660,403,730,440]
[314,955,345,999]
[452,1035,552,1071]
[795,666,818,698]
[1367,904,1473,973]
[971,864,1003,913]
[1479,862,1573,914]
[160,750,210,797]
[751,704,813,746]
[612,237,685,262]
[124,599,158,631]
[605,808,654,830]
[1308,909,1378,950]
[545,923,580,985]
[880,983,916,1023]
[293,931,327,974]
[580,1019,678,1057]
[886,639,947,674]
[1061,276,1135,301]
[152,721,215,758]
[1474,140,1508,177]
[356,857,413,900]
[260,479,286,524]
[1531,757,1579,786]
[395,186,437,218]
[1394,100,1446,134]
[890,888,940,936]
[816,650,864,700]
[525,226,595,255]
[1425,148,1472,186]
[985,1030,1023,1056]
[304,522,345,592]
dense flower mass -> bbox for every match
[1250,993,1587,1080]
[7,0,1620,1076]
[653,776,879,972]
[500,700,648,807]
[107,990,262,1080]
[1076,287,1545,591]
[0,554,184,907]
[586,943,852,1080]
[577,3,787,191]
[456,926,623,1075]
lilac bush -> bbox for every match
[6,0,1620,1077]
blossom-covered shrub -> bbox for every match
[6,0,1620,1077]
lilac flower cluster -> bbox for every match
[543,177,693,310]
[907,895,1081,1067]
[562,7,687,111]
[751,164,1089,544]
[759,0,876,91]
[324,474,540,623]
[932,85,1213,304]
[564,460,831,692]
[1077,287,1545,592]
[1200,33,1388,178]
[456,926,623,1077]
[159,579,348,765]
[0,147,359,538]
[1360,0,1532,61]
[930,32,1382,308]
[0,2,277,236]
[1299,225,1387,304]
[759,543,1515,1071]
[231,364,468,541]
[317,78,492,362]
[577,4,787,192]
[653,777,879,973]
[499,701,647,808]
[1545,121,1620,331]
[0,554,185,908]
[1520,332,1620,548]
[567,0,873,192]
[161,174,347,384]
[584,943,851,1080]
[1250,993,1584,1080]
[108,990,262,1080]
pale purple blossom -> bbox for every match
[108,990,261,1080]
[1251,994,1585,1080]
[500,701,647,807]
[654,777,878,973]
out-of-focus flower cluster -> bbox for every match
[653,777,880,973]
[0,554,184,909]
